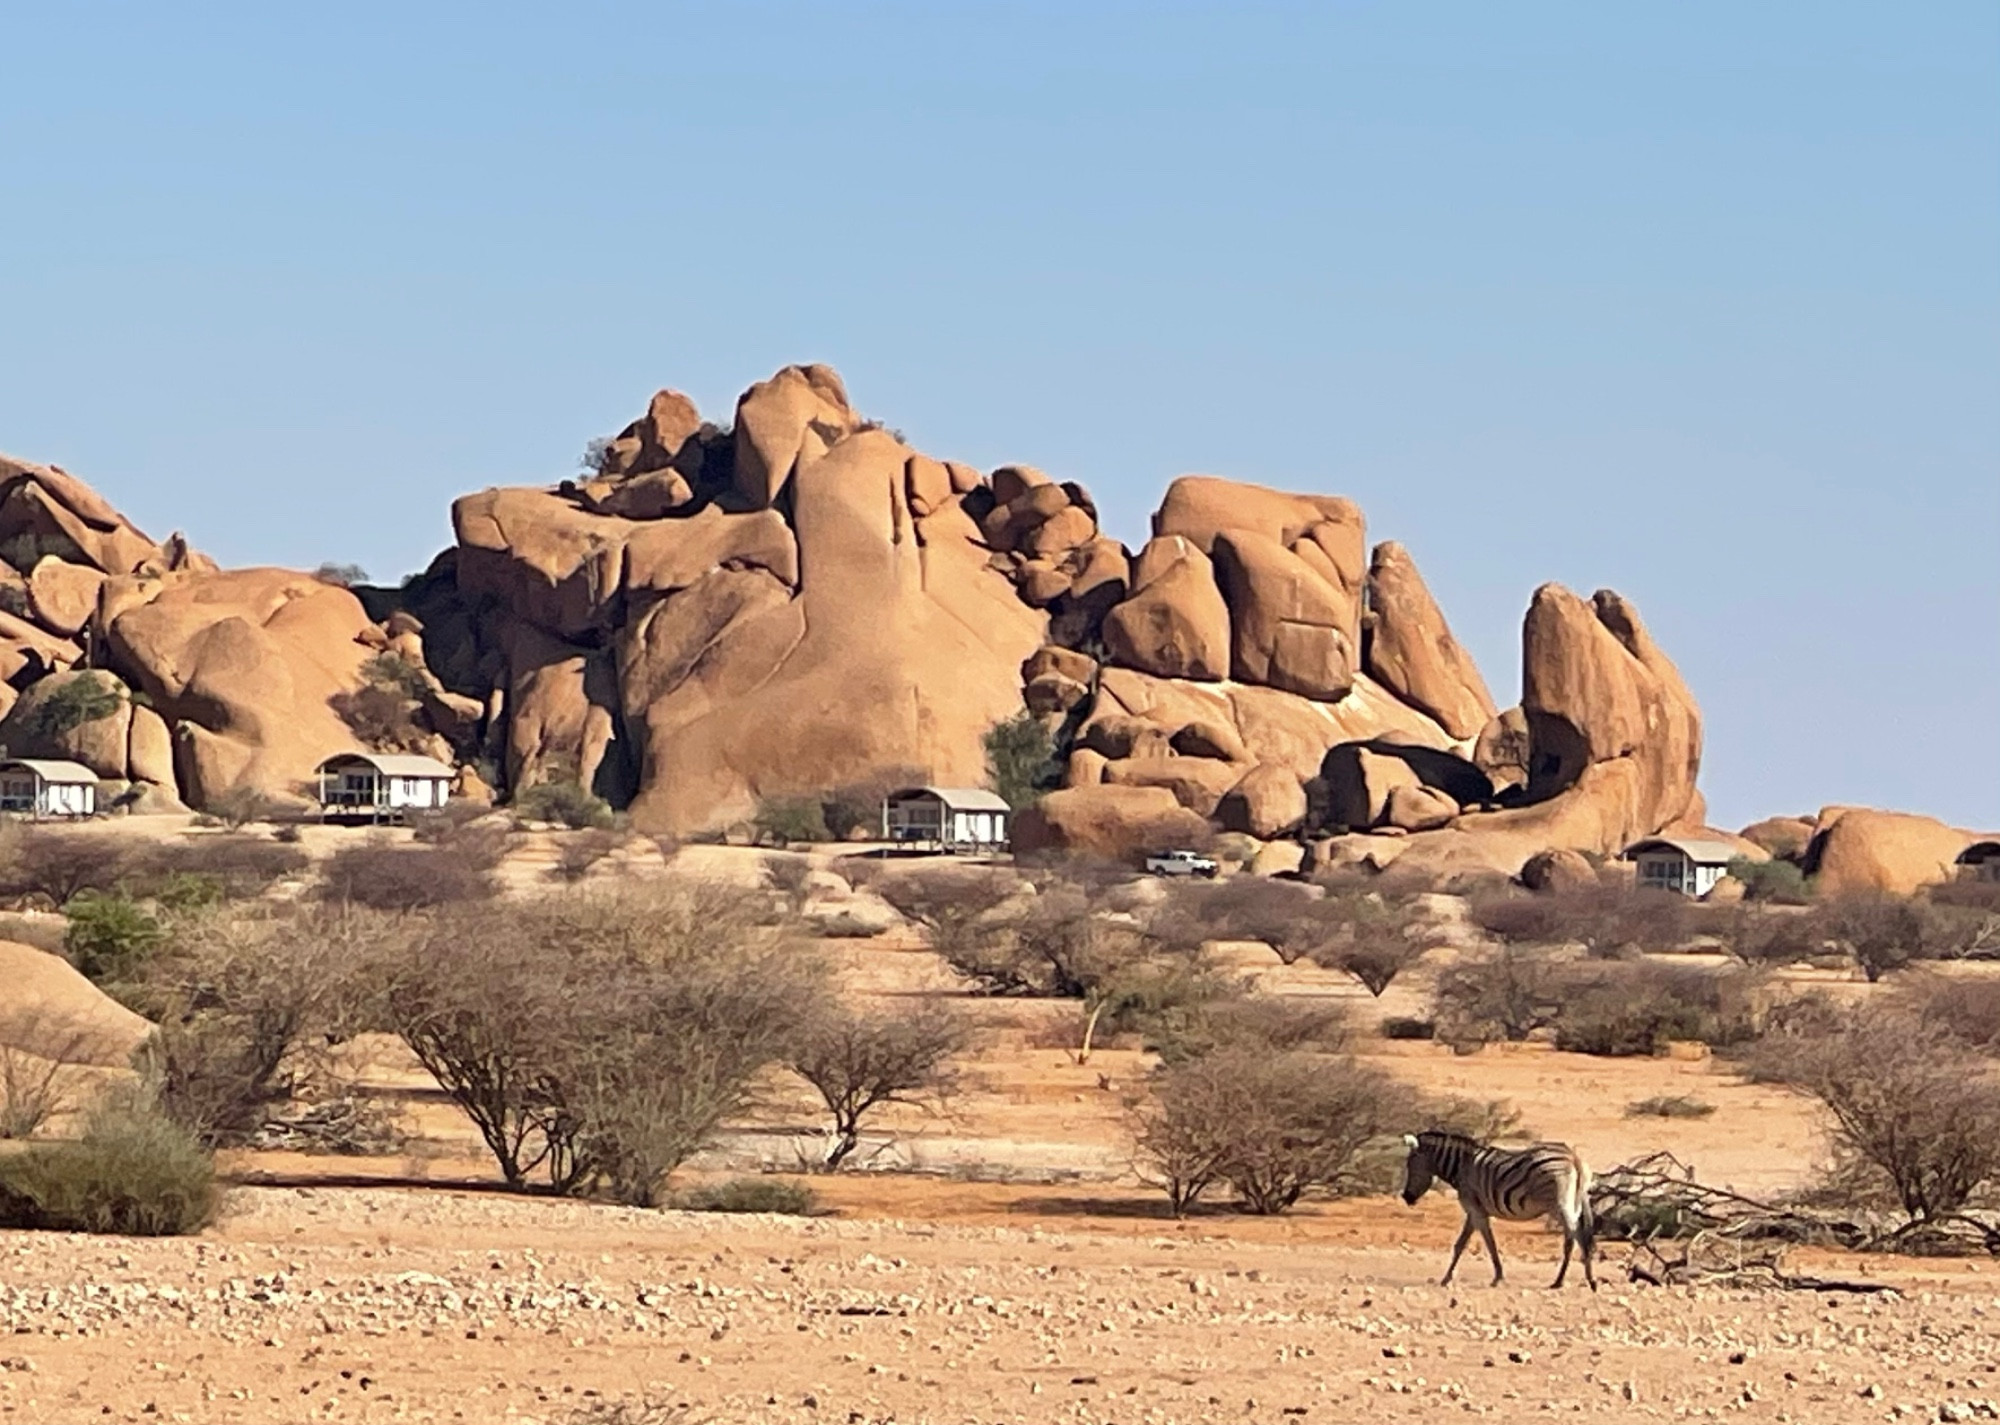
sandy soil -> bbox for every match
[6,1183,2000,1425]
[7,844,1995,1423]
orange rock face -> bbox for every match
[1364,541,1496,740]
[1804,808,1981,896]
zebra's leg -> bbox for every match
[1553,1221,1574,1289]
[1441,1215,1476,1286]
[1579,1204,1599,1292]
[1474,1211,1504,1285]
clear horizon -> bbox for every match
[3,3,1994,832]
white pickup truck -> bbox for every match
[1144,848,1219,879]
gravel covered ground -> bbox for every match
[4,1185,2000,1424]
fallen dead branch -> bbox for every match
[1592,1151,1998,1292]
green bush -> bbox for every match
[63,890,165,983]
[751,796,828,847]
[515,779,616,830]
[1726,856,1811,904]
[0,1099,219,1236]
[983,711,1061,811]
[670,1177,818,1215]
[21,676,124,740]
[360,651,430,698]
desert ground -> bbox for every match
[4,831,1998,1425]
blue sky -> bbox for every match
[2,2,1995,829]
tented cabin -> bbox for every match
[1623,837,1738,898]
[0,759,98,818]
[314,752,454,822]
[881,786,1011,853]
[1958,842,2000,884]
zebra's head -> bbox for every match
[1399,1132,1435,1205]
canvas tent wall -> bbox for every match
[882,786,1012,851]
[315,752,454,818]
[0,759,98,818]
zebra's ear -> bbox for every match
[1402,1133,1419,1149]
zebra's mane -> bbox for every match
[1417,1129,1485,1151]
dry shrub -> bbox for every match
[1901,973,2000,1053]
[127,836,310,901]
[318,839,499,910]
[131,903,402,1146]
[1469,881,1693,958]
[381,886,820,1202]
[1146,994,1350,1067]
[409,800,501,842]
[1134,1049,1413,1215]
[1749,1002,2000,1223]
[1628,1094,1715,1119]
[554,829,623,882]
[0,1097,218,1236]
[786,1001,965,1169]
[330,683,427,753]
[671,1177,818,1215]
[1434,950,1758,1056]
[1720,905,1827,966]
[1166,875,1442,995]
[1551,962,1761,1057]
[0,827,133,908]
[1430,945,1568,1050]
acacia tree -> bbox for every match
[787,1002,965,1170]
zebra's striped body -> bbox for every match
[1400,1130,1597,1290]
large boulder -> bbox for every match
[1520,847,1598,895]
[100,567,381,807]
[1318,738,1493,831]
[0,455,162,576]
[595,388,704,479]
[1211,531,1356,700]
[1474,705,1532,793]
[1153,476,1362,561]
[1364,541,1496,740]
[1740,815,1816,864]
[1102,755,1245,817]
[0,939,153,1069]
[23,557,106,639]
[1516,584,1702,851]
[731,364,859,509]
[1215,763,1308,839]
[1011,784,1210,862]
[1101,537,1231,682]
[1804,808,1980,897]
[0,669,134,779]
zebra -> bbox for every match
[1399,1130,1598,1290]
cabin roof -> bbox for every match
[315,752,456,780]
[885,786,1013,814]
[0,758,99,785]
[1623,836,1741,866]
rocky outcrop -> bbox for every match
[1011,784,1210,862]
[0,373,1732,855]
[1364,542,1495,740]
